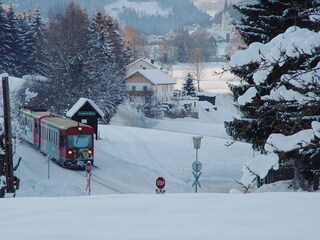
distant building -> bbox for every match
[221,0,232,32]
[125,69,176,103]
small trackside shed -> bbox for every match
[66,98,104,140]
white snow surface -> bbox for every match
[2,62,320,239]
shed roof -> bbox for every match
[66,98,105,118]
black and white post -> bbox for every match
[192,136,203,193]
[85,161,92,195]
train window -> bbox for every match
[68,135,92,148]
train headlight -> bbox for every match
[88,150,92,154]
[78,127,82,131]
[68,150,73,155]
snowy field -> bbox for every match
[1,62,320,239]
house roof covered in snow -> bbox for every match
[126,57,163,71]
[66,98,105,118]
[128,69,176,85]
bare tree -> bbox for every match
[189,48,206,92]
[121,26,145,60]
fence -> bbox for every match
[258,164,294,187]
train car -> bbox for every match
[21,108,94,168]
[20,107,51,148]
[40,116,94,167]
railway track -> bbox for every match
[72,170,124,194]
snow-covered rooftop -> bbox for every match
[134,69,176,85]
[66,98,105,118]
[126,57,163,71]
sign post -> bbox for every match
[155,177,165,194]
[192,136,203,193]
[85,161,92,195]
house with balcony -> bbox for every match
[125,69,176,103]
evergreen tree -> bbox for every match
[26,3,127,123]
[6,3,20,76]
[16,11,33,76]
[226,26,320,190]
[183,73,196,97]
[234,0,320,45]
[0,1,11,73]
[226,0,320,191]
[177,41,188,63]
[86,11,126,123]
[27,6,49,77]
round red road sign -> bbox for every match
[156,177,165,189]
[86,161,92,174]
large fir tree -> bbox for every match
[227,2,320,190]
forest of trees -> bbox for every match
[226,0,320,190]
[0,1,129,122]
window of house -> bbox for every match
[132,86,136,91]
[143,86,148,92]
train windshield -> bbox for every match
[68,134,92,148]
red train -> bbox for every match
[20,107,94,168]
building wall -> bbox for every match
[126,73,152,92]
[153,84,175,103]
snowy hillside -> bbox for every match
[104,0,173,19]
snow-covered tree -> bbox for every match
[226,27,320,190]
[183,73,196,97]
[234,0,320,45]
[0,2,11,74]
[84,11,127,123]
[27,6,49,77]
[25,4,127,123]
[6,3,20,76]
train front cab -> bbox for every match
[60,125,94,167]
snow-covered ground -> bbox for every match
[2,62,320,239]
